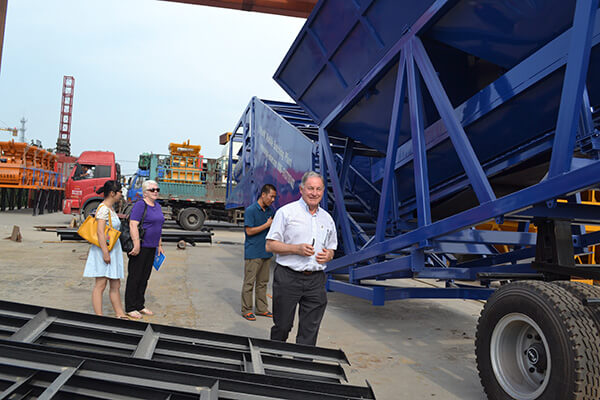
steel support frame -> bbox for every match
[370,4,600,216]
[225,103,248,202]
[374,53,407,243]
[319,128,356,254]
[549,0,599,177]
[317,0,600,303]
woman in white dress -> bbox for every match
[83,180,127,318]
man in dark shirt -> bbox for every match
[241,184,277,321]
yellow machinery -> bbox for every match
[163,140,204,184]
[0,140,64,212]
[476,191,600,285]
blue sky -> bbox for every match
[0,0,304,174]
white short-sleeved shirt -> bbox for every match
[266,197,337,271]
[95,203,118,224]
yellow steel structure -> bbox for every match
[163,140,205,184]
[476,191,600,285]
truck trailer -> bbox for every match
[128,141,242,230]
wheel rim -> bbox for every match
[490,313,551,399]
[187,214,198,225]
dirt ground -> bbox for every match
[0,209,487,399]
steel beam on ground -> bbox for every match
[0,340,374,399]
[133,325,159,360]
[10,309,56,343]
[0,300,350,381]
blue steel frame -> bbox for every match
[318,0,600,304]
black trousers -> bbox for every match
[270,264,328,346]
[125,247,155,312]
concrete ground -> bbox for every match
[0,209,486,399]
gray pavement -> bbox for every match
[0,209,486,399]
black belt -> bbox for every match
[278,264,323,276]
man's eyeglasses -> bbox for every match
[147,188,160,193]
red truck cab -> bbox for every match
[63,151,120,217]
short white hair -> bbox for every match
[142,180,159,191]
[300,171,324,188]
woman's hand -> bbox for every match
[102,249,111,264]
[158,244,164,256]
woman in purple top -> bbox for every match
[125,179,165,319]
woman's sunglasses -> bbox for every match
[147,188,160,193]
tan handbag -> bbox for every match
[77,204,121,251]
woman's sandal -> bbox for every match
[116,315,129,320]
[139,308,154,316]
[127,311,143,319]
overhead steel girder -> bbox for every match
[159,0,317,18]
[0,300,352,382]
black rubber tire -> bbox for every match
[178,207,206,231]
[551,281,600,333]
[475,280,600,400]
[83,201,101,219]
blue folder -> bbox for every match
[153,252,165,271]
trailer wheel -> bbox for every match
[551,280,600,332]
[83,201,101,219]
[475,280,600,400]
[178,207,206,231]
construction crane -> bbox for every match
[0,127,16,137]
[56,75,74,156]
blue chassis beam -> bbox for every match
[326,279,494,306]
[315,0,600,304]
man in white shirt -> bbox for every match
[265,171,337,345]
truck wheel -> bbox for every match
[179,207,206,230]
[475,280,600,400]
[83,201,101,219]
[551,280,600,331]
